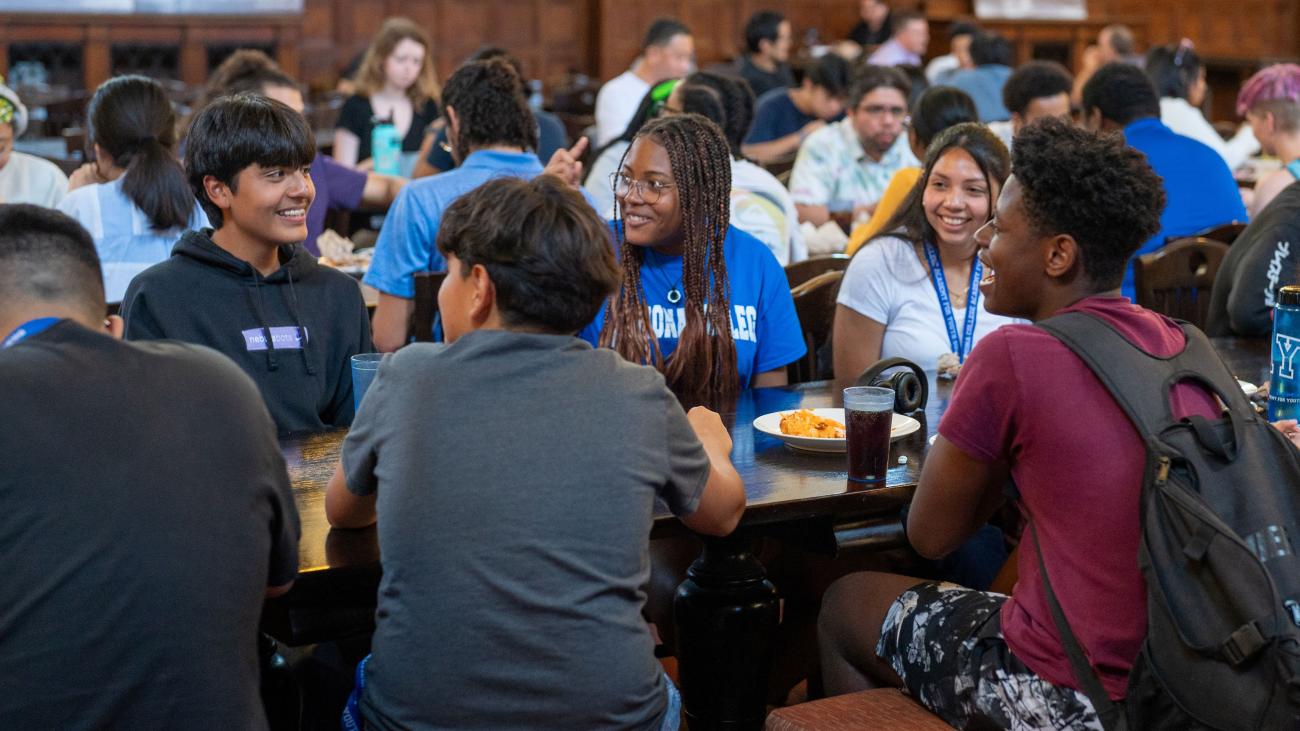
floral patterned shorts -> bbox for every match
[876,581,1104,731]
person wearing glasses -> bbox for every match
[789,65,919,230]
[583,79,681,217]
[579,113,805,399]
[367,58,593,352]
[833,123,1020,385]
[845,85,979,255]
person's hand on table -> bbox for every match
[851,201,877,228]
[544,137,588,188]
[1272,419,1300,448]
[682,406,745,536]
[687,406,733,457]
[799,119,826,141]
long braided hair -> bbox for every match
[599,113,739,399]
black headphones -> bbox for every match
[855,357,929,415]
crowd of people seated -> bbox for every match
[4,3,1300,729]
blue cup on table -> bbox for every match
[351,353,385,413]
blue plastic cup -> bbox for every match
[351,353,385,413]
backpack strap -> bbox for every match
[1036,312,1179,438]
[1028,521,1129,731]
[1040,312,1255,458]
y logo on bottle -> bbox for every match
[1278,333,1300,379]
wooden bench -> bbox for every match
[765,688,950,730]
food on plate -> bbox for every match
[317,230,373,270]
[937,352,961,380]
[779,409,845,438]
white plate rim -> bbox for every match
[753,408,922,453]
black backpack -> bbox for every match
[1029,311,1300,731]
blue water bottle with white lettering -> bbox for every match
[371,118,401,176]
[1269,285,1300,421]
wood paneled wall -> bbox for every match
[0,12,301,91]
[298,0,591,92]
[3,1,1299,97]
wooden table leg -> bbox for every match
[672,530,781,730]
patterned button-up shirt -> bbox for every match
[788,117,919,213]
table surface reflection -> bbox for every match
[282,336,1270,575]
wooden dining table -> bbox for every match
[266,335,1270,730]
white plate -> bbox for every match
[753,408,922,454]
[1238,379,1259,397]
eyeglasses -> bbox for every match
[859,104,909,120]
[611,172,675,204]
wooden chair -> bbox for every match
[765,688,950,730]
[409,271,448,343]
[785,255,850,289]
[787,270,843,384]
[1176,221,1247,245]
[1133,237,1230,329]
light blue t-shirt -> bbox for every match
[57,177,209,303]
[365,149,599,299]
[580,225,807,389]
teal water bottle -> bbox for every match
[1269,285,1300,421]
[371,118,400,175]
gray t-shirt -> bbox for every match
[0,321,299,729]
[342,329,710,730]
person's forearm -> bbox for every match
[361,173,407,208]
[372,293,414,352]
[325,462,377,529]
[742,135,801,165]
[796,203,831,226]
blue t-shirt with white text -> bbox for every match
[579,225,806,389]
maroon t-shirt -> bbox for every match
[938,295,1221,699]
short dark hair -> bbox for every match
[685,70,754,158]
[1002,60,1072,116]
[745,11,785,54]
[644,18,691,50]
[890,10,925,36]
[1145,42,1201,101]
[848,64,911,108]
[1102,24,1135,56]
[1012,117,1165,289]
[441,58,539,162]
[0,204,104,317]
[1081,62,1160,125]
[970,31,1013,67]
[675,83,726,128]
[467,45,526,79]
[204,49,298,101]
[185,93,316,229]
[806,53,852,98]
[948,20,979,40]
[436,176,620,334]
[911,86,978,149]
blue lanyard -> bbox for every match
[2,317,60,349]
[923,242,982,363]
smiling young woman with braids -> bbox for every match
[578,113,805,399]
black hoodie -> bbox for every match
[121,229,373,435]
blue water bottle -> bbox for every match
[1269,285,1300,421]
[371,118,401,175]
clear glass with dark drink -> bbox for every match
[843,386,894,484]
